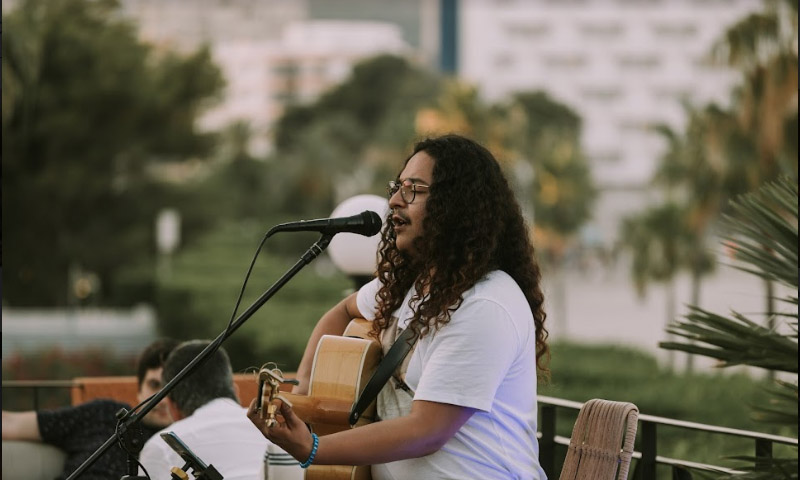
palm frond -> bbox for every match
[722,178,798,288]
[661,306,798,373]
[751,380,799,425]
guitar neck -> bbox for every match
[281,392,353,426]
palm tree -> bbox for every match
[711,0,798,181]
[650,111,724,370]
[710,0,798,344]
[660,176,798,479]
[618,202,699,370]
[651,114,719,303]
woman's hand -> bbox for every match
[247,397,314,463]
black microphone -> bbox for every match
[266,210,383,238]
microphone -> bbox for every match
[267,210,383,238]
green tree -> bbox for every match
[2,0,224,306]
[660,177,798,479]
[498,91,596,334]
[711,0,798,183]
[270,55,441,216]
[648,114,720,369]
[509,91,596,261]
[618,202,702,370]
[620,0,797,371]
[710,0,798,337]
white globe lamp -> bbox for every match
[328,194,389,288]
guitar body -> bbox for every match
[280,319,380,480]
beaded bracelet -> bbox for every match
[300,432,319,468]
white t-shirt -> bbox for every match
[357,270,547,480]
[138,398,296,480]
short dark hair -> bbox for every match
[136,338,180,388]
[162,340,237,416]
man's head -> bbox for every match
[385,134,521,261]
[377,134,550,373]
[162,340,237,420]
[136,338,179,428]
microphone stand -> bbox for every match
[67,234,334,480]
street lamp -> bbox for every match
[156,208,181,278]
[327,194,389,289]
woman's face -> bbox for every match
[389,150,435,256]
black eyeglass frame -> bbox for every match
[387,180,430,204]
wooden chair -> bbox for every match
[559,398,639,480]
[70,373,284,408]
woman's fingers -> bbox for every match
[246,398,267,432]
[246,396,313,462]
[246,397,259,417]
[278,398,304,429]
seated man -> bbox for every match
[138,340,300,479]
[2,338,179,479]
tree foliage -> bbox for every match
[2,0,224,306]
[270,54,442,215]
[710,0,798,186]
[660,177,798,479]
[621,0,797,297]
[509,91,596,262]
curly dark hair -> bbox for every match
[372,134,549,376]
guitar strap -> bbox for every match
[349,326,418,426]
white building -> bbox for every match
[120,1,411,154]
[202,20,411,154]
[459,0,758,187]
[457,0,760,245]
[120,0,308,51]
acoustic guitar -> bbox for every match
[258,318,381,480]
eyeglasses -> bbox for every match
[387,179,430,204]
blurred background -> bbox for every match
[2,0,798,471]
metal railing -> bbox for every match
[3,382,797,479]
[2,380,75,410]
[537,395,799,480]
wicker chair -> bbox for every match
[559,398,639,480]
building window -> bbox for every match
[494,53,516,69]
[578,22,624,38]
[505,22,551,39]
[271,62,298,76]
[651,22,698,38]
[691,54,716,68]
[651,86,691,101]
[581,87,622,102]
[617,53,660,69]
[543,53,588,69]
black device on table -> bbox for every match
[160,431,223,480]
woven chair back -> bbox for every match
[559,398,639,480]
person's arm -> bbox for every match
[292,293,361,395]
[248,397,475,466]
[1,410,42,441]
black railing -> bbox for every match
[537,395,799,480]
[3,382,797,479]
[2,380,74,410]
